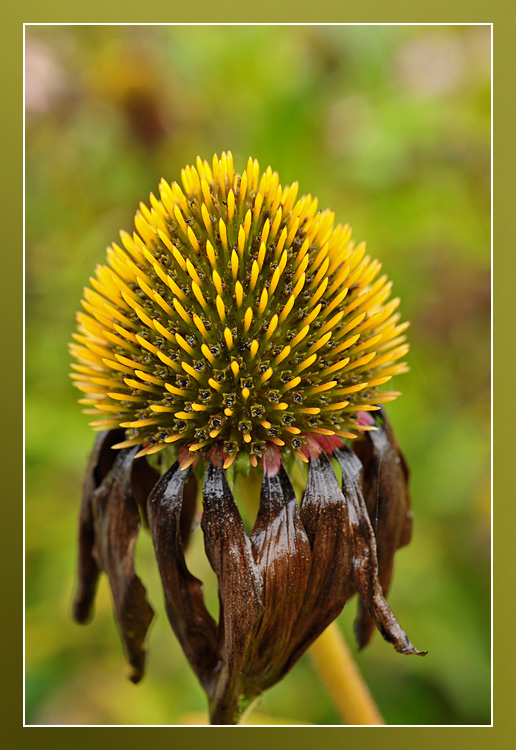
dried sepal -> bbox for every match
[73,429,123,624]
[334,445,425,656]
[131,454,160,528]
[247,465,312,689]
[201,464,265,724]
[147,462,218,688]
[352,408,413,647]
[85,443,154,682]
[180,471,199,550]
[286,454,355,668]
[74,419,424,724]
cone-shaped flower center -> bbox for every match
[70,152,409,471]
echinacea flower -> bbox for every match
[70,152,425,725]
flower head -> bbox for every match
[70,151,408,472]
[70,153,424,725]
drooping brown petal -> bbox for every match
[147,462,218,689]
[180,471,199,550]
[246,464,312,689]
[351,409,413,646]
[73,429,124,624]
[201,463,264,724]
[131,455,160,528]
[286,454,355,671]
[354,409,412,549]
[397,449,412,548]
[90,445,155,682]
[334,446,425,656]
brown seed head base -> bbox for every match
[70,152,409,470]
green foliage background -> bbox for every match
[25,24,491,726]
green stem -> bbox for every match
[209,683,261,725]
[309,622,384,725]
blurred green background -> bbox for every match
[25,24,491,726]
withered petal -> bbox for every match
[286,454,354,670]
[180,471,199,551]
[131,455,160,528]
[334,446,425,656]
[90,445,155,682]
[201,463,264,724]
[246,464,312,689]
[386,412,413,549]
[147,462,218,688]
[73,429,124,624]
[351,409,413,646]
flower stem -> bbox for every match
[309,622,384,725]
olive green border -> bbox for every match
[9,1,503,748]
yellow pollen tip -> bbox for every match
[274,346,291,365]
[192,281,208,311]
[175,333,195,356]
[216,295,226,322]
[224,327,233,350]
[223,455,236,469]
[187,226,199,253]
[231,250,239,280]
[238,225,246,257]
[308,381,338,395]
[258,288,268,315]
[219,218,228,250]
[250,260,259,291]
[201,343,215,364]
[264,315,278,342]
[212,268,223,295]
[244,307,253,332]
[283,376,302,391]
[235,281,244,308]
[173,298,191,325]
[206,240,216,266]
[193,314,209,339]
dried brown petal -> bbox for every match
[201,463,264,724]
[334,446,425,656]
[147,462,218,688]
[73,429,124,624]
[90,445,155,682]
[351,410,413,646]
[287,454,355,669]
[180,471,199,550]
[131,455,160,528]
[247,465,312,689]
